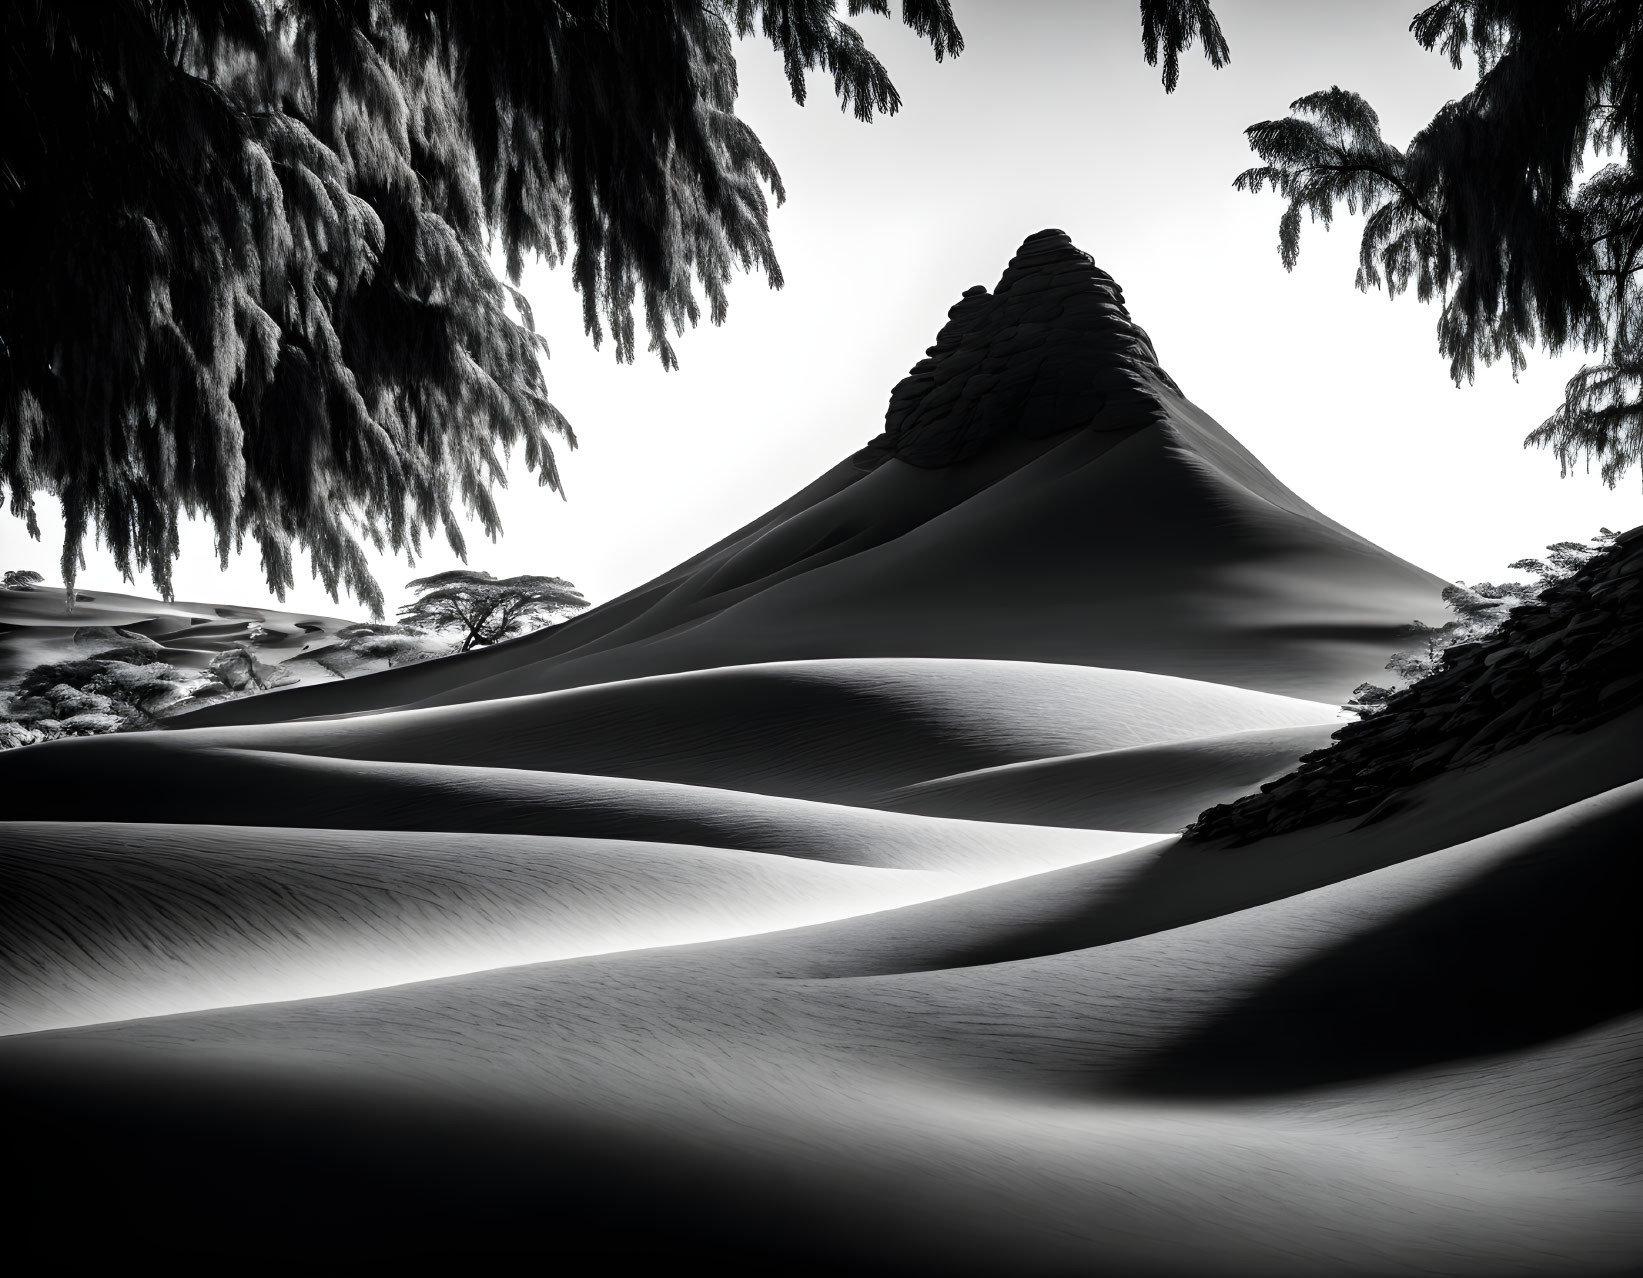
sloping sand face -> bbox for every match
[3,234,1637,1272]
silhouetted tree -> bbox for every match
[0,1,956,613]
[398,570,589,651]
[3,570,43,588]
[1235,2,1642,484]
[1508,528,1617,583]
[1140,0,1228,92]
[2,1,1229,616]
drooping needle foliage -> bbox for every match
[1235,1,1643,486]
[0,1,965,613]
[1,0,1229,614]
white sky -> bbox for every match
[3,0,1638,617]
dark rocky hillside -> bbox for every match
[1186,524,1643,845]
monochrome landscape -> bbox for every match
[2,2,1640,1272]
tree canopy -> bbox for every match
[1235,1,1642,485]
[398,568,588,650]
[2,1,1232,616]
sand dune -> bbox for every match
[0,818,1155,1037]
[142,658,1341,804]
[882,722,1339,830]
[0,581,359,682]
[0,738,1153,873]
[3,234,1636,1272]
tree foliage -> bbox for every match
[397,569,588,650]
[1139,0,1229,93]
[0,1,961,613]
[1236,1,1643,484]
[2,1,1236,617]
[1,654,196,745]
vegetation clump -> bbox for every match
[398,571,589,652]
[1348,529,1616,712]
[1238,1,1643,486]
[0,656,197,747]
[0,565,582,746]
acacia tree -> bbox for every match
[398,570,589,651]
[1,1,1229,617]
[1235,1,1643,484]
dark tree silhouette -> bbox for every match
[1235,2,1642,484]
[1140,0,1228,93]
[1,1,1228,616]
[0,1,959,613]
[3,570,44,588]
[398,570,589,651]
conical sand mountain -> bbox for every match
[179,231,1445,726]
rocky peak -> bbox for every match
[857,229,1181,469]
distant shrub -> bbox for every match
[3,569,43,589]
[0,720,39,749]
[2,693,57,722]
[43,684,114,718]
[18,660,108,699]
[207,645,284,691]
[59,712,125,735]
[114,675,191,714]
[1,654,206,746]
[350,633,421,659]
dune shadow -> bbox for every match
[876,724,1336,831]
[1118,790,1643,1096]
[0,1048,877,1269]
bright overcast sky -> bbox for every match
[4,0,1638,617]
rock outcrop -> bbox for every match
[1185,524,1643,845]
[854,228,1180,468]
